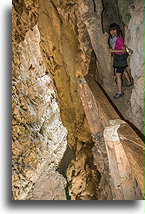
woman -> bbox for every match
[108,23,132,99]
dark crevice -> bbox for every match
[57,146,75,200]
[92,0,96,12]
[50,0,63,24]
[101,0,125,33]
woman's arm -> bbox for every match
[110,36,126,53]
[109,45,126,53]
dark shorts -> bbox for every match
[113,53,128,68]
[115,67,126,74]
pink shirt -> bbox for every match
[114,36,126,55]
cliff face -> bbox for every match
[12,0,143,200]
[12,0,94,200]
[125,0,144,132]
[38,0,92,146]
[12,2,68,200]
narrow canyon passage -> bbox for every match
[12,0,143,200]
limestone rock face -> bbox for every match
[102,0,124,32]
[38,0,92,147]
[92,132,113,200]
[12,3,67,199]
[66,144,100,200]
[77,0,114,92]
[101,0,135,31]
[126,0,143,79]
[12,0,92,200]
[25,167,67,200]
[125,0,144,132]
[118,0,136,25]
[12,0,143,200]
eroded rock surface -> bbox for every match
[125,0,144,132]
[12,0,143,200]
[67,143,101,200]
[12,4,67,199]
[25,167,67,200]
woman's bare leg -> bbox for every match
[124,69,131,84]
[116,73,122,93]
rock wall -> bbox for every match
[102,0,124,32]
[37,0,100,199]
[12,2,67,200]
[118,0,136,25]
[38,0,92,146]
[12,0,96,200]
[78,0,114,93]
[67,143,101,200]
[12,0,143,200]
[25,167,67,200]
[125,0,144,132]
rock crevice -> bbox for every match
[12,0,143,200]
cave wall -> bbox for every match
[101,0,124,32]
[78,0,114,93]
[12,0,98,200]
[125,0,144,132]
[118,0,136,25]
[12,1,67,200]
[12,0,143,200]
[38,0,92,147]
[37,0,101,200]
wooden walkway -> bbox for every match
[78,75,144,200]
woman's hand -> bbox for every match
[109,46,126,53]
[109,49,114,53]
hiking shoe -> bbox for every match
[113,92,124,99]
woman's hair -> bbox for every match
[108,23,123,37]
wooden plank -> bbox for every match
[78,76,143,199]
[118,123,144,193]
[85,75,120,126]
[78,78,102,134]
[104,124,137,200]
